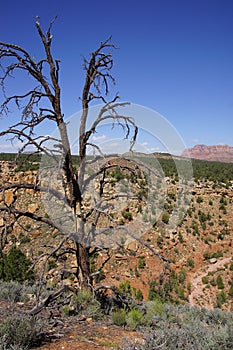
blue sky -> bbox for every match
[0,0,233,153]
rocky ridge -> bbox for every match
[182,144,233,163]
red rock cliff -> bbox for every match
[182,144,233,163]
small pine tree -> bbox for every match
[216,275,224,290]
[0,246,34,282]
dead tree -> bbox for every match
[0,18,166,305]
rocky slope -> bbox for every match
[0,158,233,311]
[182,144,233,163]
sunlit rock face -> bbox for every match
[182,144,233,163]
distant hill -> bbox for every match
[182,144,233,163]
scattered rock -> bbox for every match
[5,190,14,205]
[124,271,131,278]
[28,203,39,213]
[126,240,139,251]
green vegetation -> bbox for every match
[0,280,36,303]
[0,246,34,282]
[120,304,233,350]
[66,288,104,320]
[216,275,225,290]
[153,155,233,183]
[112,310,126,326]
[0,273,232,349]
[118,280,143,303]
[216,291,227,308]
[202,276,209,284]
[187,258,195,269]
[161,211,170,224]
[0,313,43,350]
[138,256,146,269]
[121,210,133,221]
[203,250,223,260]
[148,268,188,304]
[157,236,164,249]
[125,308,144,329]
[229,283,233,298]
[2,152,233,183]
[118,280,132,295]
[191,158,233,182]
[1,152,233,348]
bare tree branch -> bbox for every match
[0,18,167,310]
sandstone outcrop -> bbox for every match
[182,144,233,163]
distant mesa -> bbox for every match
[182,144,233,163]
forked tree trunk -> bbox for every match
[0,26,136,295]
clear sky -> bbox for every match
[0,0,233,153]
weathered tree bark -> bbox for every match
[75,242,92,289]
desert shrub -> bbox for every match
[176,286,186,300]
[112,310,127,326]
[179,269,187,284]
[85,301,104,320]
[157,236,164,248]
[187,258,195,269]
[215,291,227,308]
[126,308,144,329]
[196,196,203,204]
[178,232,184,243]
[0,280,48,303]
[216,275,224,289]
[119,304,233,350]
[111,168,125,181]
[70,289,103,319]
[204,251,223,260]
[148,285,159,301]
[0,280,35,303]
[132,287,143,301]
[71,288,92,308]
[0,281,22,302]
[121,210,133,221]
[145,299,164,324]
[138,256,146,269]
[144,322,210,349]
[0,246,34,282]
[199,307,233,326]
[210,278,217,287]
[202,276,209,284]
[148,270,186,304]
[118,280,132,296]
[69,288,92,314]
[0,313,42,349]
[201,222,207,230]
[161,211,170,224]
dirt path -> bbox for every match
[33,321,143,350]
[188,257,232,309]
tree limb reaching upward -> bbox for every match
[0,18,167,315]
